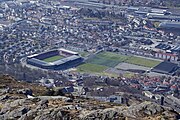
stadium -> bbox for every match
[26,48,84,70]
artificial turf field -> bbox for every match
[77,52,161,74]
[43,55,64,62]
[87,52,129,67]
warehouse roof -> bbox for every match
[152,61,178,74]
[159,22,180,29]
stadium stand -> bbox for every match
[34,50,59,60]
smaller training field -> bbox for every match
[87,52,129,67]
[77,63,108,73]
[126,56,161,68]
[43,55,64,62]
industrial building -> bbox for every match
[159,22,180,29]
[26,49,83,70]
[148,15,180,21]
[151,61,178,75]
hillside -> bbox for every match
[0,74,179,120]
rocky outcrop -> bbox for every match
[0,97,178,120]
[80,102,179,120]
[0,75,179,120]
[0,75,49,96]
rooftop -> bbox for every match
[152,61,178,74]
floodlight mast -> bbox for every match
[177,50,180,67]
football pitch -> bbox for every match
[125,56,161,68]
[77,63,108,73]
[43,55,64,62]
[87,52,129,67]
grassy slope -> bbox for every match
[0,75,49,96]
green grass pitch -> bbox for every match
[43,55,64,62]
[87,52,129,67]
[97,52,129,62]
[77,63,108,73]
[126,56,161,68]
[87,56,120,67]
